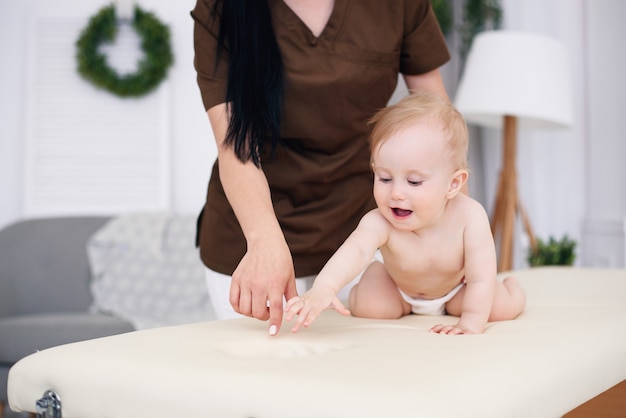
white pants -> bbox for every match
[205,267,366,320]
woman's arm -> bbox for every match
[207,103,298,335]
[403,68,448,100]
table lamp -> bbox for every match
[454,30,573,271]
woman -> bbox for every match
[191,0,450,335]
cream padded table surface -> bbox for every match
[8,267,626,418]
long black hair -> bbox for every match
[211,0,284,166]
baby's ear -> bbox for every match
[447,169,469,199]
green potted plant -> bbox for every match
[526,235,577,267]
[431,0,503,58]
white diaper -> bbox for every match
[398,282,465,315]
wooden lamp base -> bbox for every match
[490,115,537,272]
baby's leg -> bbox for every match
[489,276,526,321]
[445,277,526,320]
[349,261,411,319]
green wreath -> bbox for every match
[76,4,174,98]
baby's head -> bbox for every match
[369,92,468,171]
[368,93,470,230]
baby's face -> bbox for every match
[371,121,455,232]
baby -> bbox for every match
[286,92,526,334]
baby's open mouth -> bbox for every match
[392,208,413,217]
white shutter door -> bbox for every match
[23,7,171,216]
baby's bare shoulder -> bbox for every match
[359,208,389,227]
[355,209,393,240]
[451,194,489,219]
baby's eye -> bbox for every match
[377,177,392,184]
[408,179,423,186]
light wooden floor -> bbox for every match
[564,380,626,418]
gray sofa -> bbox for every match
[0,216,135,418]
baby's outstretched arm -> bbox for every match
[285,210,389,332]
[285,285,350,332]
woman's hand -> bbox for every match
[230,232,298,336]
[207,103,298,336]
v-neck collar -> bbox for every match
[273,0,348,45]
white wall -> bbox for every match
[1,0,624,268]
[494,0,626,267]
[580,0,626,267]
[490,0,588,266]
[0,0,216,225]
[0,0,28,227]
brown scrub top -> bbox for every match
[191,0,450,276]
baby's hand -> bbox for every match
[285,286,350,333]
[429,323,475,335]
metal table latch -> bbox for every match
[36,389,62,418]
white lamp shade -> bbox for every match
[454,30,574,130]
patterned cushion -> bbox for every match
[88,213,214,329]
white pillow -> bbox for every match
[87,212,214,329]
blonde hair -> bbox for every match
[369,92,469,170]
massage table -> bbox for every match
[7,267,626,417]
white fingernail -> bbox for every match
[269,325,277,336]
